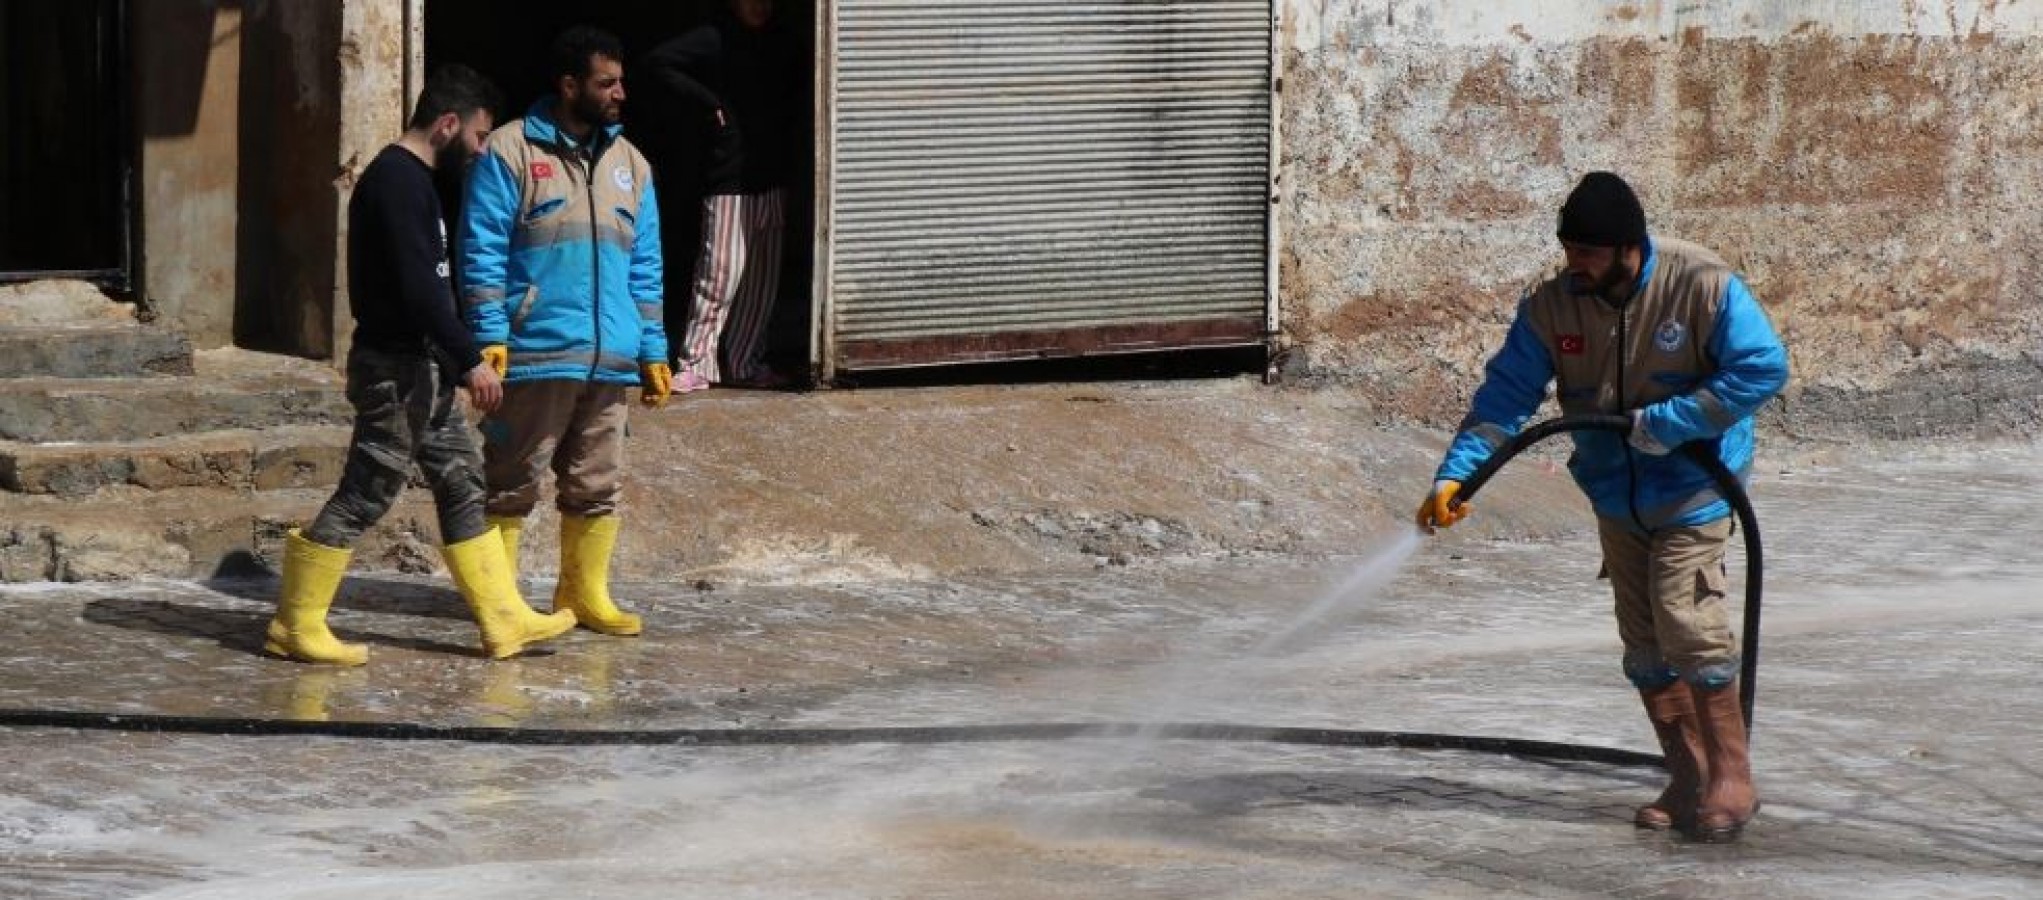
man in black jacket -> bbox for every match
[264,65,576,666]
[639,0,802,391]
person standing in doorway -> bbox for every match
[461,26,672,638]
[264,64,578,666]
[641,0,803,391]
[1415,172,1789,842]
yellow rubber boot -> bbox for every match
[263,530,369,666]
[488,515,525,578]
[553,514,643,635]
[444,527,577,659]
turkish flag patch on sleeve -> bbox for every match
[1557,334,1585,355]
[530,161,555,180]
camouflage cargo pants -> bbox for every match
[303,345,488,548]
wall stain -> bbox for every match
[1282,27,2043,425]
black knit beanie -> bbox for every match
[1556,171,1647,247]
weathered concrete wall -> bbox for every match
[135,1,402,361]
[136,1,242,347]
[331,0,412,364]
[235,0,344,357]
[1280,1,2043,438]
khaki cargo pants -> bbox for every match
[480,380,631,519]
[1598,516,1740,689]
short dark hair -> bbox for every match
[549,25,626,84]
[408,64,502,130]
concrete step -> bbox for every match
[0,426,356,497]
[0,324,194,379]
[0,354,349,443]
[0,487,447,582]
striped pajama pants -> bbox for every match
[676,188,785,384]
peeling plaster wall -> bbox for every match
[1281,1,2043,438]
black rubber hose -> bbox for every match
[1451,413,1762,727]
[0,708,1661,768]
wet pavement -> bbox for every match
[2,441,2040,898]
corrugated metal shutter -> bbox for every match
[823,0,1275,372]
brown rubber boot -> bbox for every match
[1690,680,1760,842]
[1635,683,1707,831]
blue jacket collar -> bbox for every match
[521,98,623,153]
[1632,234,1658,293]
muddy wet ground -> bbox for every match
[1,391,2039,898]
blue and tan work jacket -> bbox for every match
[1434,236,1791,532]
[461,99,667,385]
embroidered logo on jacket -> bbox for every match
[611,166,634,192]
[531,162,555,180]
[1557,334,1585,355]
[1654,320,1687,353]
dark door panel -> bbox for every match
[0,0,130,282]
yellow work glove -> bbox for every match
[640,362,673,408]
[1415,480,1470,534]
[480,345,508,378]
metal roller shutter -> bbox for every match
[821,0,1276,373]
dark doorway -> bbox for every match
[424,0,816,379]
[0,0,132,284]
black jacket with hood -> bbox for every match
[636,11,803,197]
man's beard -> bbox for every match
[574,92,617,127]
[1570,259,1636,306]
[433,141,472,173]
[1594,259,1636,306]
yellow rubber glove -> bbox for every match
[481,345,508,379]
[1415,480,1470,534]
[640,362,673,408]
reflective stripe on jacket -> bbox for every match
[461,99,667,385]
[1434,236,1790,531]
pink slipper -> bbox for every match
[675,371,713,393]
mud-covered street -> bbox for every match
[2,390,2038,898]
[8,0,2043,895]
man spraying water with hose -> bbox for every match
[1415,172,1789,842]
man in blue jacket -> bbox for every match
[1416,172,1789,842]
[462,26,672,638]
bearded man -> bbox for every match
[461,26,673,640]
[1416,171,1790,842]
[266,64,579,665]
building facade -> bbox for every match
[6,1,2038,432]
